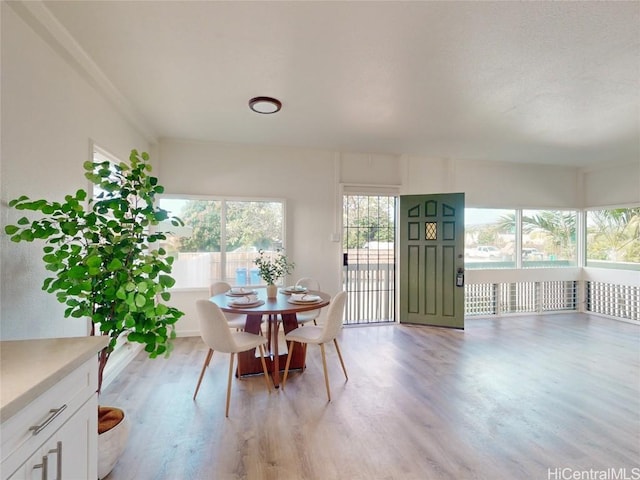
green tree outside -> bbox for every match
[167,199,283,252]
[343,195,395,249]
[587,208,640,262]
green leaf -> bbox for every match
[60,222,78,236]
[8,195,29,206]
[19,230,34,241]
[86,255,102,268]
[124,314,135,328]
[107,258,123,271]
[42,254,58,264]
[159,275,175,288]
[4,225,19,235]
[67,266,86,279]
[135,293,147,308]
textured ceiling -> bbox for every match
[32,1,640,166]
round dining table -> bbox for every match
[210,289,331,387]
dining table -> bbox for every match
[209,288,331,387]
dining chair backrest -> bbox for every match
[296,277,320,291]
[209,281,232,297]
[318,291,347,343]
[196,300,238,353]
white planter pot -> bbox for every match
[98,407,130,479]
[266,284,278,298]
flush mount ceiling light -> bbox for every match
[248,96,282,114]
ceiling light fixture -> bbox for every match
[248,96,282,114]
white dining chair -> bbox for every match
[294,277,321,325]
[193,300,271,417]
[282,291,348,402]
[209,281,249,330]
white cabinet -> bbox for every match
[8,397,96,480]
[1,338,107,480]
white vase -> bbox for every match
[266,284,278,298]
[98,407,130,479]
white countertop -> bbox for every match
[0,337,109,422]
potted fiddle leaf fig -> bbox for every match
[4,149,184,478]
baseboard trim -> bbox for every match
[101,341,143,390]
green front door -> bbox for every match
[400,193,465,328]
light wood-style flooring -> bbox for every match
[101,313,640,480]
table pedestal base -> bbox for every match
[237,312,305,387]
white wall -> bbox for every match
[402,156,582,208]
[0,4,150,340]
[582,161,640,208]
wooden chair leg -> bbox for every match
[320,343,331,402]
[282,341,295,388]
[225,353,235,417]
[333,339,348,380]
[258,345,272,391]
[193,349,213,400]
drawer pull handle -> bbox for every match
[32,455,48,480]
[48,441,62,480]
[29,404,67,435]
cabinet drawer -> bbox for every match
[1,357,97,479]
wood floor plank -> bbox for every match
[101,313,640,480]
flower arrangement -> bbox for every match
[254,249,294,285]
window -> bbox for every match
[464,208,515,269]
[522,209,577,267]
[90,146,120,200]
[586,207,640,269]
[158,197,285,289]
[465,208,577,269]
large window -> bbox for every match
[465,208,577,269]
[158,197,285,289]
[586,207,640,269]
[522,209,576,267]
[465,208,516,269]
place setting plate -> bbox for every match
[287,293,321,304]
[226,288,258,297]
[228,296,264,308]
[281,285,308,295]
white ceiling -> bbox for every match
[32,1,640,167]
